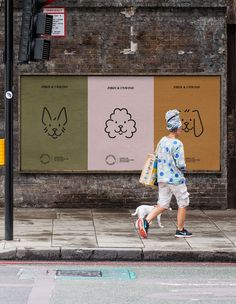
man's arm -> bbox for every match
[173,143,186,171]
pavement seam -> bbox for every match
[202,210,236,247]
[91,209,99,247]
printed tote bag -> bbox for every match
[139,153,158,188]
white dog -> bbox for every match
[132,204,171,228]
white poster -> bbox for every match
[88,77,154,170]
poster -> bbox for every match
[154,76,221,171]
[88,77,154,170]
[20,75,221,172]
[20,75,87,172]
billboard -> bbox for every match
[20,75,221,172]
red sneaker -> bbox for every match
[136,218,149,239]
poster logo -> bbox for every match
[181,109,204,137]
[40,154,51,164]
[105,154,116,165]
[104,108,137,139]
[42,107,68,139]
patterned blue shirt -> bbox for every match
[156,136,186,185]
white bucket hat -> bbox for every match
[165,109,182,131]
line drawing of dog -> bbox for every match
[132,205,172,228]
[104,108,137,139]
[180,109,204,138]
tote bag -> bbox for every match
[139,153,158,188]
[139,143,159,188]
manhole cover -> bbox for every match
[56,270,102,277]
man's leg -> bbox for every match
[177,207,186,231]
[171,184,192,238]
[175,206,192,237]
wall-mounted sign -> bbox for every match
[88,77,153,170]
[20,75,221,172]
[20,76,87,172]
[43,7,66,37]
[154,76,221,171]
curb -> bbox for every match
[1,248,236,262]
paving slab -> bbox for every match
[203,209,236,218]
[53,219,95,232]
[92,208,130,213]
[0,223,4,238]
[143,242,191,251]
[59,213,92,220]
[168,209,208,219]
[15,219,53,227]
[14,208,58,219]
[210,221,236,231]
[52,235,97,248]
[5,238,52,248]
[97,240,142,248]
[223,234,236,245]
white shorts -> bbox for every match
[157,182,190,209]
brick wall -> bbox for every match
[0,0,229,209]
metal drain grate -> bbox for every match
[56,270,102,278]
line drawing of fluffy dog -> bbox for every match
[180,109,204,138]
[104,108,137,139]
[132,205,171,228]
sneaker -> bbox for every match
[136,218,149,238]
[175,228,192,238]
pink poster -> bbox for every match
[88,77,154,170]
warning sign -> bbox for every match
[43,7,66,37]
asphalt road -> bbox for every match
[0,261,236,304]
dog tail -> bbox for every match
[131,209,138,216]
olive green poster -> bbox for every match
[20,75,88,171]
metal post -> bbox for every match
[4,0,14,240]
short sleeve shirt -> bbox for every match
[156,136,186,185]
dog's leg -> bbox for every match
[157,214,164,228]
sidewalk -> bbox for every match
[0,208,236,262]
